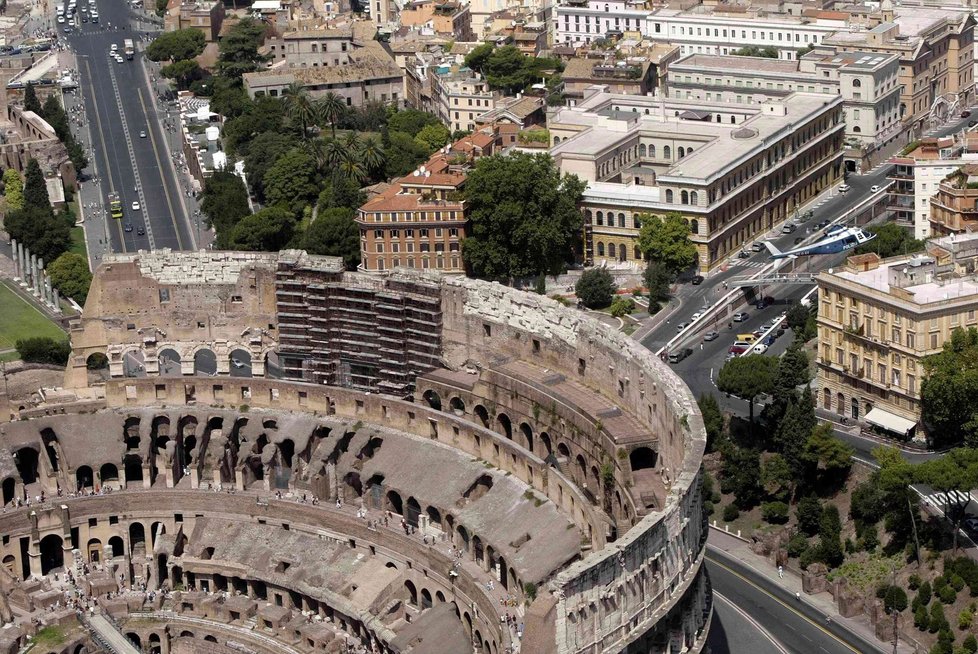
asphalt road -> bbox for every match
[64,1,194,254]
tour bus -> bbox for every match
[109,193,123,219]
[124,39,134,60]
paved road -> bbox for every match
[706,550,886,654]
[64,1,194,256]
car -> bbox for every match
[691,311,704,321]
[81,14,87,21]
[231,358,246,369]
[781,223,797,234]
[136,226,145,236]
[123,223,133,232]
[57,14,65,22]
[131,201,140,211]
[794,236,805,245]
[728,343,750,355]
[62,25,72,32]
[90,13,98,20]
[667,348,693,364]
[963,110,972,118]
[704,330,719,342]
[871,185,881,193]
[755,299,768,310]
[752,329,765,338]
[676,321,690,332]
[965,517,978,531]
[691,275,704,285]
[971,119,978,128]
[139,130,146,138]
[752,343,768,354]
[839,183,851,193]
[110,43,117,51]
[738,250,750,259]
[751,242,764,252]
[762,335,775,347]
[733,311,749,322]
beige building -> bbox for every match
[563,48,679,103]
[163,0,225,41]
[667,49,902,148]
[399,0,473,40]
[263,26,356,68]
[549,89,844,271]
[433,71,498,133]
[815,233,978,440]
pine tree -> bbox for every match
[23,83,41,115]
[22,158,50,212]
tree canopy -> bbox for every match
[387,109,441,137]
[303,207,360,270]
[217,18,268,79]
[47,252,92,304]
[3,168,23,211]
[5,206,70,264]
[262,147,319,216]
[146,28,205,62]
[23,158,49,211]
[464,44,562,93]
[636,212,697,275]
[24,83,41,115]
[227,207,296,251]
[855,222,925,259]
[575,267,616,309]
[716,354,777,424]
[915,448,978,552]
[462,152,584,280]
[200,170,251,248]
[160,59,203,90]
[921,327,978,448]
[732,46,778,58]
[16,337,70,365]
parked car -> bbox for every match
[733,311,749,322]
[762,335,775,347]
[668,348,693,364]
[963,110,972,118]
[136,226,145,236]
[738,250,751,259]
[838,183,851,193]
[751,242,765,252]
[704,330,719,342]
[691,311,704,322]
[970,119,978,128]
[676,321,690,332]
[755,299,768,310]
[123,223,133,232]
[781,223,797,234]
[752,343,769,354]
[964,517,978,532]
[871,185,881,193]
[728,343,750,355]
[794,237,805,245]
[691,275,704,285]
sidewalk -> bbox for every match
[709,528,917,654]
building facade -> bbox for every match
[399,0,474,40]
[816,233,978,440]
[666,50,902,147]
[164,0,225,41]
[549,90,844,271]
[433,71,498,133]
[928,164,978,234]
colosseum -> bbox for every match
[0,250,711,654]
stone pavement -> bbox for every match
[708,528,920,654]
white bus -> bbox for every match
[56,4,65,14]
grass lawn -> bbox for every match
[69,226,88,259]
[0,282,67,350]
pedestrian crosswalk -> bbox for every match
[729,259,768,268]
[921,489,974,511]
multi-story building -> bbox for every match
[929,164,978,234]
[815,232,978,439]
[549,89,844,271]
[887,135,978,239]
[823,6,975,132]
[432,69,498,133]
[399,0,474,40]
[262,27,356,68]
[666,50,902,148]
[163,0,225,41]
[563,46,679,102]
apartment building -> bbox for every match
[563,46,678,102]
[432,69,498,133]
[263,27,355,68]
[887,135,978,239]
[399,0,474,40]
[929,164,978,235]
[815,233,978,439]
[163,0,225,41]
[549,89,844,271]
[823,7,975,131]
[666,50,902,147]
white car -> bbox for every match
[110,43,117,51]
[57,14,65,22]
[131,201,140,211]
[691,311,704,321]
[871,185,881,193]
[752,343,768,354]
[139,130,146,138]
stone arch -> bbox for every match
[473,405,490,428]
[575,454,587,484]
[596,211,604,226]
[690,218,699,235]
[630,447,657,471]
[457,524,470,551]
[422,390,442,411]
[40,534,64,575]
[664,145,671,159]
[158,348,182,377]
[496,413,512,440]
[76,465,94,491]
[539,432,553,457]
[193,348,217,376]
[204,635,218,643]
[404,580,418,606]
[14,447,38,484]
[100,462,119,482]
[823,388,832,409]
[518,423,533,453]
[836,392,844,415]
[448,396,465,416]
[406,496,421,527]
[690,191,699,205]
[426,506,442,526]
[148,632,161,654]
[87,538,102,563]
[124,454,143,485]
[609,243,617,259]
[681,190,689,204]
[639,143,647,156]
[129,522,146,554]
[436,590,446,602]
[386,490,403,515]
[1,477,13,505]
[126,634,142,649]
[151,521,164,548]
[597,242,605,256]
[557,442,570,459]
[665,190,673,203]
[108,536,124,557]
[229,348,252,377]
[421,588,433,609]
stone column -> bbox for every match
[43,275,53,308]
[10,239,18,279]
[20,247,29,288]
[52,289,61,314]
[28,254,37,295]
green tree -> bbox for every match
[208,77,251,118]
[921,327,978,448]
[23,158,49,211]
[5,206,70,263]
[817,503,844,567]
[575,268,616,309]
[716,355,777,425]
[803,423,854,487]
[387,109,441,137]
[314,92,345,140]
[463,42,494,74]
[732,46,779,58]
[227,207,295,251]
[3,168,23,211]
[462,152,585,280]
[964,634,978,653]
[384,131,430,179]
[217,18,268,79]
[222,96,287,157]
[160,59,203,90]
[24,82,41,115]
[200,170,251,248]
[721,444,764,509]
[697,393,723,452]
[146,28,206,62]
[916,448,978,553]
[47,252,91,304]
[796,495,822,536]
[850,479,884,527]
[282,81,316,139]
[302,207,360,269]
[773,386,817,475]
[636,212,697,275]
[761,453,793,501]
[415,122,451,153]
[239,131,296,201]
[262,147,319,215]
[873,445,920,549]
[15,337,70,365]
[643,260,671,302]
[884,586,909,614]
[855,222,925,258]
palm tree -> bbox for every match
[282,82,316,140]
[322,138,346,169]
[342,131,361,152]
[339,149,367,184]
[359,135,385,178]
[315,92,345,140]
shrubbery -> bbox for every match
[15,337,70,365]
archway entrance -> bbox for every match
[229,349,252,378]
[123,350,146,378]
[40,534,64,575]
[158,348,181,377]
[193,349,217,376]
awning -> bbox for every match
[865,407,917,436]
